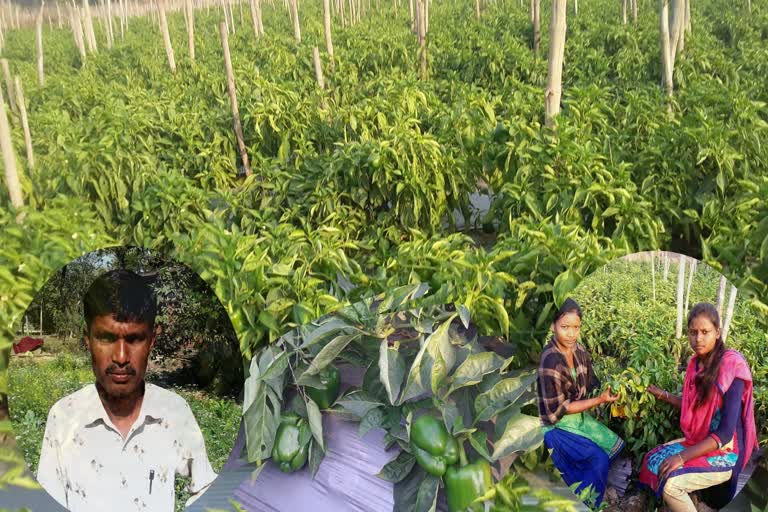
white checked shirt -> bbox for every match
[36,383,218,512]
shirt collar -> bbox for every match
[84,381,165,427]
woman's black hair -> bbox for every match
[688,302,726,407]
[553,298,583,324]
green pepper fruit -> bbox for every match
[445,460,494,512]
[409,415,459,476]
[305,365,341,409]
[271,413,310,473]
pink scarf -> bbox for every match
[680,349,758,470]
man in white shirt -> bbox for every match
[36,269,218,512]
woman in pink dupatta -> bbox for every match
[638,302,758,512]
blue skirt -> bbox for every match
[544,428,621,508]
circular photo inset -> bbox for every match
[537,251,764,511]
[4,246,243,512]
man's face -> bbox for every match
[85,315,155,400]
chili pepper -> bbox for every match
[305,365,341,409]
[271,413,310,473]
[409,414,459,476]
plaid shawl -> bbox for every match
[537,338,600,426]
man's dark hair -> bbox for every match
[83,269,157,333]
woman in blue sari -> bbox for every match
[537,298,625,508]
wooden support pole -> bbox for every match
[186,0,195,61]
[1,59,16,115]
[722,284,737,342]
[544,0,566,127]
[13,77,33,170]
[83,0,98,53]
[36,4,45,87]
[106,0,114,47]
[70,5,86,60]
[622,0,627,24]
[418,0,426,79]
[290,0,300,42]
[323,0,333,63]
[312,46,324,89]
[219,22,252,177]
[659,0,673,99]
[0,87,24,211]
[532,0,540,55]
[249,0,262,37]
[158,2,177,73]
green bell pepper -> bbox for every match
[409,415,459,476]
[444,459,494,512]
[271,413,310,473]
[305,365,341,409]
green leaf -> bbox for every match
[335,391,384,419]
[306,398,325,451]
[469,430,492,461]
[379,340,406,405]
[457,303,471,329]
[394,465,429,512]
[447,352,508,396]
[553,269,582,307]
[297,333,358,384]
[399,314,457,404]
[474,370,537,423]
[309,437,325,478]
[376,451,416,483]
[491,412,544,461]
[414,474,440,512]
[359,407,386,438]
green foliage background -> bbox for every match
[0,0,767,503]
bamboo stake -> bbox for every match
[684,258,695,315]
[424,0,428,32]
[0,88,23,211]
[631,0,638,22]
[158,2,176,73]
[574,0,578,15]
[219,22,252,177]
[684,0,690,32]
[186,0,195,60]
[675,256,686,338]
[722,284,737,342]
[659,0,673,99]
[106,0,114,48]
[716,274,726,318]
[13,77,33,170]
[669,0,684,67]
[323,0,333,63]
[1,59,16,115]
[223,0,231,33]
[418,0,426,79]
[70,5,86,60]
[56,1,62,28]
[622,0,627,24]
[312,46,325,89]
[475,0,480,17]
[651,251,656,302]
[36,4,45,87]
[83,0,97,53]
[532,0,540,55]
[544,0,565,127]
[289,0,300,42]
[229,0,236,33]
